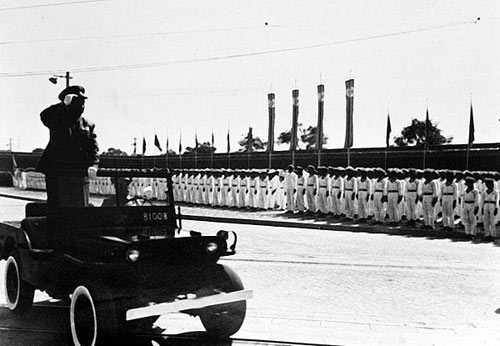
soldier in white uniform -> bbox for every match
[239,171,249,208]
[482,178,498,240]
[305,165,318,214]
[421,169,439,229]
[248,171,259,209]
[385,169,403,224]
[357,168,372,222]
[276,171,286,210]
[295,166,306,214]
[405,168,420,227]
[268,170,280,209]
[212,170,222,207]
[255,171,268,210]
[343,167,358,220]
[461,176,480,239]
[372,168,387,224]
[397,169,407,220]
[440,170,458,231]
[283,165,297,213]
[330,167,344,218]
[316,166,330,215]
[454,171,465,224]
[326,167,335,216]
[229,171,240,208]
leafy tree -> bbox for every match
[277,124,327,150]
[238,127,265,152]
[393,118,453,147]
[101,147,128,156]
[184,142,216,154]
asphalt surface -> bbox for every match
[0,188,499,346]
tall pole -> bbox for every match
[291,89,299,166]
[267,93,275,169]
[65,71,70,87]
[316,84,325,167]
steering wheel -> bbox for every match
[124,196,154,206]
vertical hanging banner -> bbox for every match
[227,129,231,153]
[267,93,275,152]
[344,79,354,148]
[290,89,299,152]
[142,137,147,155]
[316,84,325,151]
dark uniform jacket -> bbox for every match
[37,103,99,177]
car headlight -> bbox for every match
[126,248,140,262]
[206,242,218,253]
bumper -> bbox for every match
[126,289,253,321]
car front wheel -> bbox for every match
[70,285,118,346]
[198,265,247,339]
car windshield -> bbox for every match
[96,176,170,207]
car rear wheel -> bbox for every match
[198,265,247,339]
[4,254,35,314]
[70,285,118,346]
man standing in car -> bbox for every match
[37,85,99,208]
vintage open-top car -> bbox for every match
[0,168,251,346]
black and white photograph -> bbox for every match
[0,1,499,345]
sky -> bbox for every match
[1,0,499,155]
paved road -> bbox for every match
[0,196,499,345]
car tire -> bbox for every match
[70,284,118,346]
[4,254,35,314]
[198,264,247,339]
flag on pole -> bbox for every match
[142,136,146,155]
[178,133,182,154]
[211,131,215,148]
[154,134,162,152]
[316,84,325,151]
[195,132,199,151]
[290,89,299,152]
[166,137,169,153]
[424,108,431,148]
[267,93,276,152]
[227,129,231,153]
[468,102,475,145]
[344,79,354,148]
[11,153,18,172]
[386,113,392,147]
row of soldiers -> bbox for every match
[15,166,499,240]
[171,166,499,240]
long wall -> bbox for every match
[1,143,499,172]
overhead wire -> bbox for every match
[0,0,109,12]
[0,25,281,46]
[0,18,479,79]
